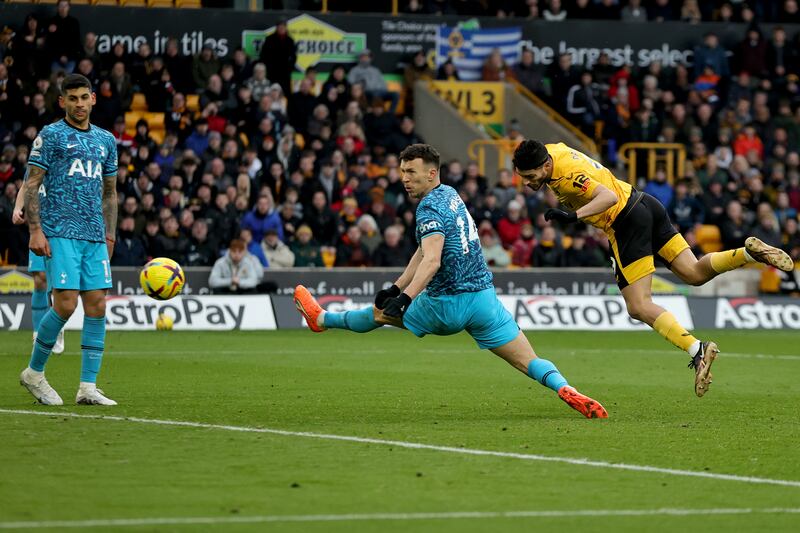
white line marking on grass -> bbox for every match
[1,508,799,529]
[2,409,799,489]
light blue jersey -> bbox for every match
[27,119,118,243]
[415,184,493,297]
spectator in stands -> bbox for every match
[209,238,263,294]
[348,50,398,114]
[259,19,296,95]
[241,192,283,244]
[481,49,516,82]
[237,227,268,267]
[0,64,23,126]
[497,200,529,249]
[566,70,601,134]
[509,222,535,266]
[304,190,338,246]
[752,203,783,247]
[335,224,371,266]
[364,98,399,149]
[193,45,221,91]
[532,226,564,267]
[291,224,324,267]
[737,26,769,78]
[548,53,579,114]
[563,232,605,267]
[185,219,216,267]
[782,217,800,259]
[492,168,517,207]
[261,229,295,268]
[46,0,81,74]
[668,179,706,233]
[437,58,460,81]
[246,63,271,103]
[480,226,511,267]
[649,0,676,21]
[372,224,412,267]
[543,0,568,21]
[621,0,648,22]
[694,32,730,79]
[702,178,731,227]
[387,116,423,155]
[514,48,546,97]
[644,168,674,207]
[720,199,750,249]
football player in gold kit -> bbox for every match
[513,140,794,397]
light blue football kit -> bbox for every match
[27,119,117,383]
[320,183,571,393]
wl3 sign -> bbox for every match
[430,81,504,125]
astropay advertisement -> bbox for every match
[499,295,694,330]
[64,295,277,331]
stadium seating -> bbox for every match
[696,225,723,254]
[131,93,148,112]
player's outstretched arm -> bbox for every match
[402,234,444,299]
[102,173,118,258]
[12,180,26,225]
[24,165,50,257]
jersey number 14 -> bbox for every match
[457,210,479,254]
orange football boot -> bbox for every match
[558,386,609,419]
[293,285,326,332]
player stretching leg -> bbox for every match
[13,182,65,354]
[19,74,119,406]
[295,144,607,419]
[512,140,794,397]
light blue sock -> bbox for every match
[527,358,569,393]
[323,306,382,333]
[31,289,49,332]
[29,309,67,372]
[80,316,106,383]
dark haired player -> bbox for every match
[294,144,607,419]
[20,74,119,406]
[512,139,793,397]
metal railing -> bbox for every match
[617,142,687,185]
[467,139,520,177]
[510,80,598,157]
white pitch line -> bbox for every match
[1,409,799,489]
[1,507,800,529]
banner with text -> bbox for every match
[429,81,505,126]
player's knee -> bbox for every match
[33,273,47,290]
[625,300,645,322]
[685,271,707,286]
[55,298,78,317]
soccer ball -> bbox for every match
[140,257,185,300]
[155,313,174,331]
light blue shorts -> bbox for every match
[403,287,520,349]
[28,250,46,273]
[46,237,112,292]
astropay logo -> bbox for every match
[65,295,277,331]
[501,295,693,330]
[715,298,800,329]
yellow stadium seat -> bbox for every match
[696,224,723,253]
[119,0,147,6]
[68,0,92,4]
[149,129,165,145]
[125,111,145,131]
[144,112,165,129]
[186,94,200,113]
[175,0,201,7]
[562,236,573,249]
[92,0,119,5]
[148,0,174,6]
[131,93,148,112]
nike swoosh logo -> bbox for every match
[67,144,78,149]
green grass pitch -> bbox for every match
[1,329,799,532]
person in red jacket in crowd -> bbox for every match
[496,200,531,249]
[733,124,764,160]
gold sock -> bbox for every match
[709,248,750,273]
[652,311,697,352]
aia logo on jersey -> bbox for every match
[67,159,103,180]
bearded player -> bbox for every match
[294,144,607,419]
[513,139,794,397]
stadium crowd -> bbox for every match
[0,0,799,281]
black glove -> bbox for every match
[544,208,578,224]
[375,284,401,310]
[383,293,412,318]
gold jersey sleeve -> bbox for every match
[545,143,633,231]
